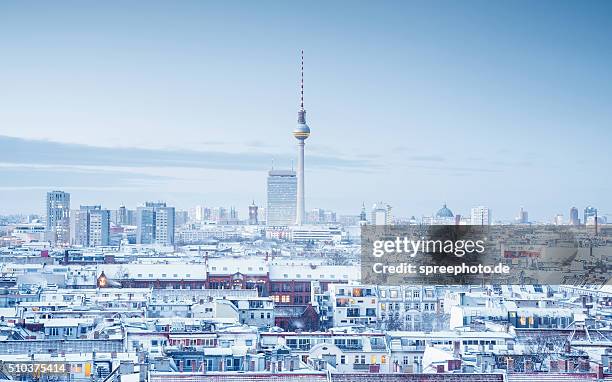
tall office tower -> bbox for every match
[136,206,156,244]
[569,206,580,225]
[193,205,206,222]
[73,206,94,246]
[248,201,259,225]
[117,205,128,226]
[89,208,110,246]
[267,169,297,226]
[293,50,311,226]
[212,207,228,223]
[154,205,175,246]
[74,205,109,246]
[371,202,392,225]
[126,209,137,226]
[46,191,71,244]
[308,208,325,224]
[175,210,189,226]
[136,202,174,245]
[554,214,564,226]
[324,210,337,223]
[517,207,529,224]
[470,206,491,225]
[584,206,598,225]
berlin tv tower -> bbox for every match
[293,50,310,226]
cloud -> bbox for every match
[408,155,446,162]
[0,135,370,172]
[0,163,166,189]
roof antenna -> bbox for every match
[300,49,304,111]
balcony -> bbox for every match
[336,343,362,351]
[353,363,381,372]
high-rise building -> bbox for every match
[517,207,529,224]
[308,208,325,224]
[584,206,598,225]
[194,205,203,222]
[293,50,311,226]
[248,201,259,225]
[73,205,110,246]
[554,214,564,226]
[117,205,128,226]
[212,207,228,223]
[192,205,212,222]
[136,202,175,245]
[73,206,95,246]
[324,210,337,223]
[371,202,392,225]
[154,205,175,246]
[136,206,156,244]
[267,169,297,226]
[89,208,110,246]
[175,210,189,226]
[229,207,238,222]
[569,207,580,225]
[46,191,71,244]
[470,206,491,225]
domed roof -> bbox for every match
[436,204,454,218]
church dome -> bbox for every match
[436,204,454,218]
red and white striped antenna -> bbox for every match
[300,49,304,111]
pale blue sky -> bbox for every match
[0,1,611,220]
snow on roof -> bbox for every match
[40,317,95,327]
[422,346,456,371]
[204,347,233,356]
[387,330,514,339]
[207,257,268,275]
[268,265,360,281]
[0,307,17,318]
[96,264,208,280]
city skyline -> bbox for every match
[27,190,612,225]
[1,1,611,220]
